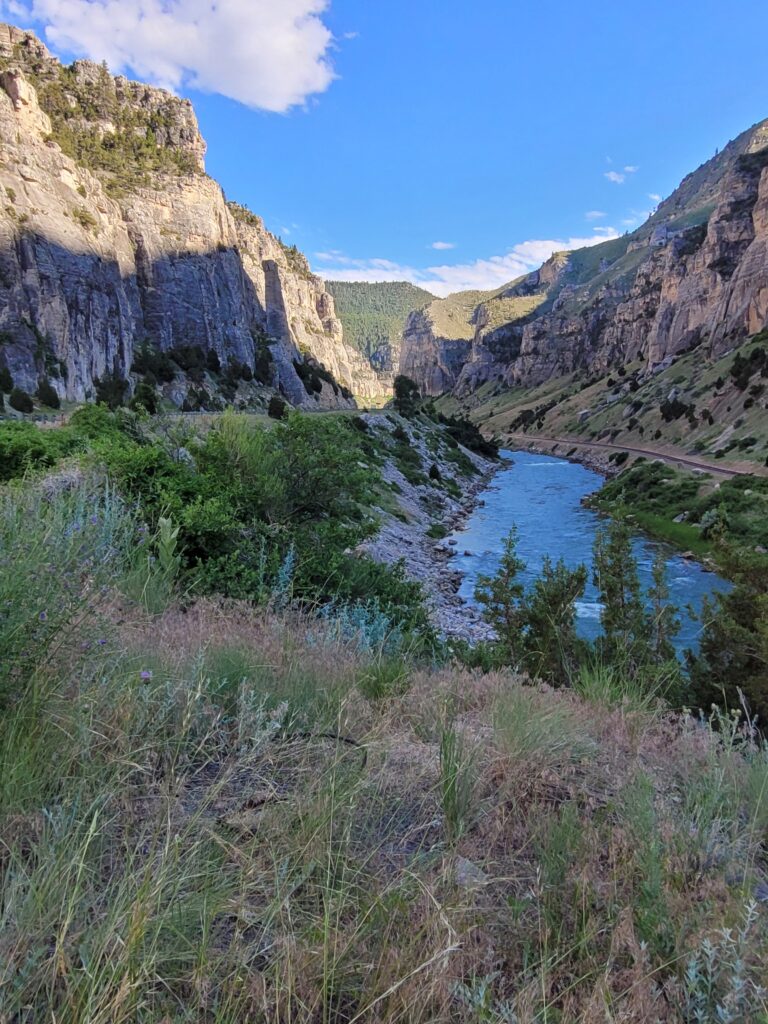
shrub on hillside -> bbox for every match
[253,342,273,386]
[130,381,158,415]
[132,340,176,382]
[94,370,128,410]
[0,420,81,479]
[267,395,287,419]
[730,345,767,389]
[293,357,341,397]
[688,548,768,720]
[392,374,420,416]
[436,412,499,458]
[9,387,33,413]
[36,378,60,409]
[476,519,681,691]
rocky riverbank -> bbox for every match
[358,414,499,642]
[502,437,619,477]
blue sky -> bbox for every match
[4,0,768,295]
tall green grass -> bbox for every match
[1,471,768,1022]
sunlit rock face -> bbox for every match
[399,119,768,397]
[0,23,381,406]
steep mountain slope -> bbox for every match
[325,281,434,364]
[442,326,768,473]
[399,256,572,396]
[400,117,768,402]
[399,287,500,394]
[0,23,382,411]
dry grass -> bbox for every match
[1,597,767,1021]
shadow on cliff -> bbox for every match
[0,231,315,405]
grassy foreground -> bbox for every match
[1,473,767,1022]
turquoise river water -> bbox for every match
[448,449,730,653]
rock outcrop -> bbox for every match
[400,117,768,398]
[399,308,473,395]
[0,23,382,408]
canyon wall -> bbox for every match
[399,118,768,398]
[0,24,382,407]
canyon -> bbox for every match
[396,117,768,401]
[0,23,385,410]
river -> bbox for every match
[448,449,729,653]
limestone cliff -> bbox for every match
[0,23,382,409]
[399,311,473,395]
[399,289,488,395]
[399,117,768,399]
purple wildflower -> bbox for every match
[140,670,153,682]
[39,611,47,622]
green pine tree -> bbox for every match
[646,548,680,664]
[521,556,588,685]
[475,527,526,663]
[592,517,648,667]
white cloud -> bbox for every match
[5,0,336,112]
[592,225,617,236]
[585,210,606,220]
[621,207,653,228]
[604,171,626,184]
[648,192,662,202]
[430,241,455,250]
[623,165,639,173]
[314,231,619,297]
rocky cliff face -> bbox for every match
[0,24,382,408]
[400,118,768,399]
[399,308,473,395]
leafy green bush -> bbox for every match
[251,332,274,386]
[0,420,82,480]
[730,345,767,389]
[86,410,427,632]
[169,344,207,379]
[69,403,121,438]
[435,412,499,458]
